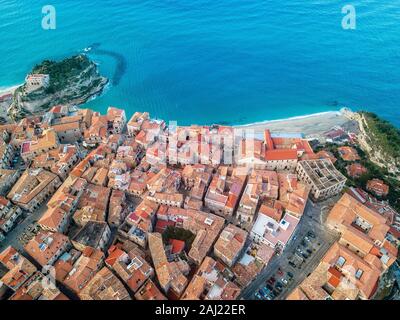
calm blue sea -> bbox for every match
[0,0,399,126]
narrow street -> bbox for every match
[239,199,339,300]
[0,203,47,252]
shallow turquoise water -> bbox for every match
[0,0,399,126]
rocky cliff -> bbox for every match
[8,54,108,120]
[348,110,400,177]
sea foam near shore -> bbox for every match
[235,110,343,128]
[234,109,351,136]
[0,84,21,96]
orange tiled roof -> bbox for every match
[24,231,69,266]
[38,206,68,231]
[265,149,298,161]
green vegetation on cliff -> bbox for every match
[31,54,93,94]
[9,54,108,121]
[360,111,400,165]
[320,141,400,212]
[357,112,400,210]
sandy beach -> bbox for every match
[0,84,20,96]
[235,109,353,137]
[0,79,355,137]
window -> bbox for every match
[355,269,363,280]
[336,256,346,267]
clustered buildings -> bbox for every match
[0,104,395,301]
[288,192,399,300]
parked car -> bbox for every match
[294,253,304,261]
[262,287,271,294]
[267,277,276,285]
[289,261,297,268]
[287,271,294,279]
[307,231,316,238]
[260,288,270,299]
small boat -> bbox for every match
[83,47,92,52]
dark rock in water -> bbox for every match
[217,121,231,126]
[328,100,341,107]
[87,43,127,86]
[89,43,101,50]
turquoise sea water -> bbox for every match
[0,0,399,126]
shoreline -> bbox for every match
[235,110,343,128]
[0,81,354,137]
[0,84,21,96]
[233,108,354,136]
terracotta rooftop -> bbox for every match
[24,231,69,266]
[214,224,248,266]
[38,206,68,231]
[79,267,131,300]
[0,246,37,291]
[10,271,67,300]
[338,146,360,161]
[366,179,389,197]
[327,193,390,246]
[181,256,241,300]
[148,233,188,295]
[134,279,167,300]
[346,163,367,178]
[7,168,60,206]
[107,245,154,293]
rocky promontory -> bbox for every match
[8,54,108,121]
